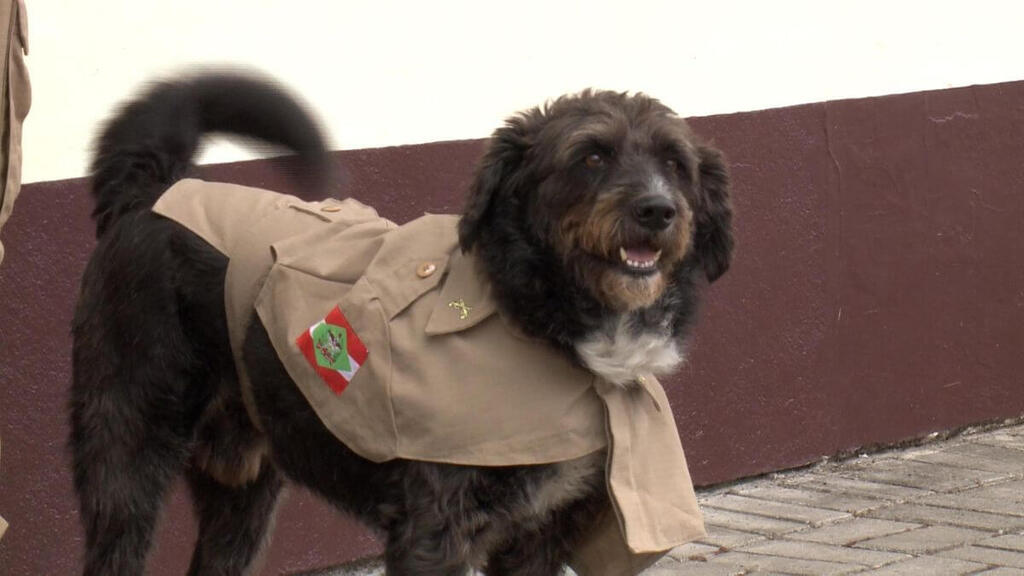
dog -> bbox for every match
[70,73,733,576]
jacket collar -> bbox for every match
[425,249,499,335]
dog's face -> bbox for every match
[459,90,733,312]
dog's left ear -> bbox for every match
[458,120,529,251]
[693,145,734,282]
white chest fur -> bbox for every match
[575,318,684,386]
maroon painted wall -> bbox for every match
[2,81,1023,574]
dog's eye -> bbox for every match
[665,159,679,171]
[584,153,605,168]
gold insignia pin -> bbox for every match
[448,299,472,320]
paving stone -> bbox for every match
[939,544,1024,568]
[906,443,1024,475]
[701,494,850,525]
[916,480,1024,517]
[734,484,888,514]
[972,432,1024,452]
[971,568,1024,576]
[854,525,991,554]
[697,525,767,550]
[646,556,682,572]
[971,479,1024,501]
[841,459,1011,491]
[666,542,721,562]
[708,551,864,575]
[701,506,807,537]
[643,560,745,575]
[787,517,920,545]
[978,533,1024,553]
[848,554,988,575]
[738,539,908,567]
[865,501,1024,531]
[784,474,933,501]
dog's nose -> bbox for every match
[632,196,677,231]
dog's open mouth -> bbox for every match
[618,246,662,275]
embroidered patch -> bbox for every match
[296,306,368,395]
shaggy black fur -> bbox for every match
[70,74,732,576]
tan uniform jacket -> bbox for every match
[154,179,705,573]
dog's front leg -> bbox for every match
[484,490,608,576]
[383,516,474,576]
[484,529,568,576]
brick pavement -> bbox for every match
[654,421,1024,575]
[308,421,1024,575]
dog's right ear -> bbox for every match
[458,120,529,251]
[694,145,734,283]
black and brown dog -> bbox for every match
[70,74,732,575]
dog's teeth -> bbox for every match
[625,259,656,269]
[622,248,661,270]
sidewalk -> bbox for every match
[311,422,1024,576]
[654,421,1024,575]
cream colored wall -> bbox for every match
[23,0,1024,183]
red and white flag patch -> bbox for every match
[295,306,368,395]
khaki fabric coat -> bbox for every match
[0,0,29,265]
[0,0,28,541]
[153,179,705,573]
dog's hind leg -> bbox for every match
[70,376,193,576]
[70,346,199,576]
[70,218,221,575]
[72,434,190,576]
[184,463,283,576]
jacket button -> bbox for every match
[321,205,342,213]
[416,262,437,278]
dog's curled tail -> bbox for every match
[89,72,329,237]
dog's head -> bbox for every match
[459,90,733,313]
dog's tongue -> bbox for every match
[626,248,658,263]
